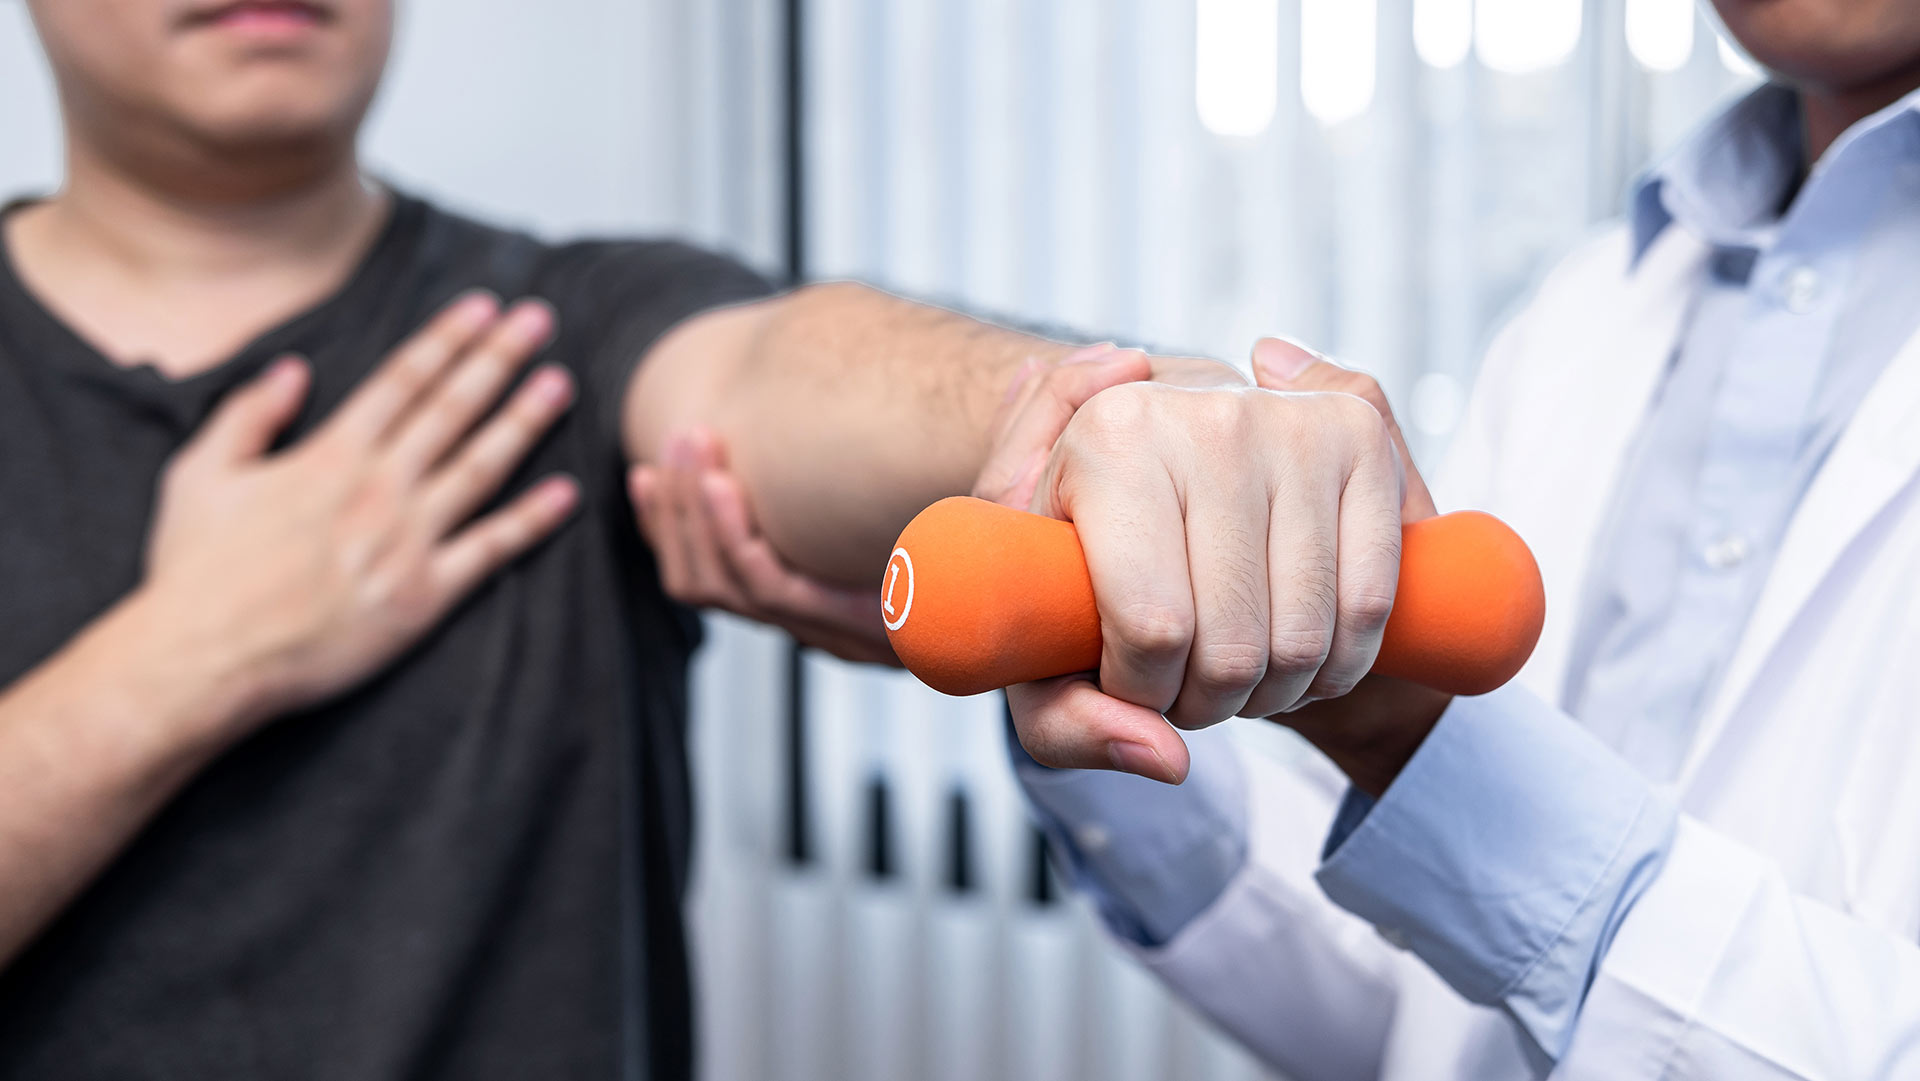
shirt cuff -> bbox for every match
[1008,712,1250,947]
[1314,684,1677,1058]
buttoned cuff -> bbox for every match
[1314,684,1677,1057]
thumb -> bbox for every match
[1008,674,1192,784]
[1250,337,1340,391]
[972,345,1152,509]
[191,356,311,463]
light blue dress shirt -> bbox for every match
[1015,82,1920,1060]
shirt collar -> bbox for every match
[1630,82,1920,265]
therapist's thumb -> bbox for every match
[1251,337,1375,397]
[1251,337,1437,521]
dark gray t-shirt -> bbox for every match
[0,194,773,1080]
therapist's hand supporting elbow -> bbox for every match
[1247,338,1454,798]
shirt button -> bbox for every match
[1781,266,1821,314]
[1378,926,1411,950]
[1703,534,1750,570]
[1075,825,1111,854]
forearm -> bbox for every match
[629,282,1242,586]
[0,593,250,967]
[720,284,1061,582]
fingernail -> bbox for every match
[543,476,580,512]
[1107,741,1178,784]
[506,300,556,343]
[454,290,499,321]
[531,366,573,406]
[1254,339,1315,382]
[267,355,306,383]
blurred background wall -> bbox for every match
[0,2,1758,1079]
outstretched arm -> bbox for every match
[623,282,1240,588]
[629,308,1415,785]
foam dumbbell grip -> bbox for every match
[881,496,1545,699]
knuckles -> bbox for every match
[1321,390,1394,446]
[1339,538,1403,641]
[1339,582,1398,641]
[1108,597,1197,668]
[1191,641,1269,691]
[1178,640,1269,726]
[1266,621,1334,682]
[1259,390,1398,480]
[1064,381,1155,449]
[340,464,407,529]
[1267,559,1338,679]
[1198,389,1258,433]
[356,560,443,627]
[1054,379,1405,715]
[1066,382,1263,463]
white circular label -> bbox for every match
[881,547,916,632]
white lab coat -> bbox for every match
[1126,224,1920,1080]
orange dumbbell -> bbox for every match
[882,496,1545,699]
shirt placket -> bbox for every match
[1626,236,1855,778]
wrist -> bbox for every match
[96,587,271,754]
[1281,677,1452,798]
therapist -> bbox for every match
[646,0,1920,1076]
[1011,0,1920,1076]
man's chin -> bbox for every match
[168,94,367,157]
[129,106,365,197]
[158,65,373,145]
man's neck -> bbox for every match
[1801,61,1920,165]
[5,135,390,378]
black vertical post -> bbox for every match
[783,641,811,865]
[943,785,975,895]
[783,0,807,283]
[864,773,897,881]
[780,0,814,868]
[1010,698,1059,907]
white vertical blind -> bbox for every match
[1476,0,1585,73]
[1627,0,1696,73]
[1301,0,1378,125]
[1198,0,1284,136]
[1415,0,1474,69]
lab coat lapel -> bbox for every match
[1520,231,1704,701]
[1681,325,1920,784]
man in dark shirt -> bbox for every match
[0,1,1413,1078]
